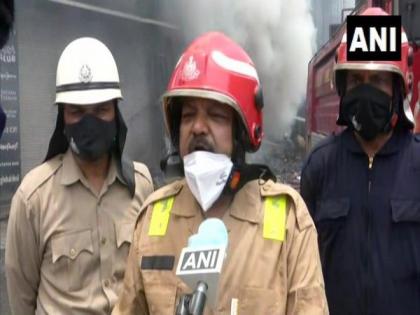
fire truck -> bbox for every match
[305,0,420,150]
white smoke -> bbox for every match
[163,0,316,140]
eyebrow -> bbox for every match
[97,104,111,109]
[348,73,363,79]
[67,105,82,110]
[182,102,195,109]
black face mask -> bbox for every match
[65,114,116,161]
[341,84,393,141]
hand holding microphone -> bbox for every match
[175,218,228,315]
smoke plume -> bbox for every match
[162,0,316,140]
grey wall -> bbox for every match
[16,0,181,180]
[312,0,356,48]
[0,1,183,313]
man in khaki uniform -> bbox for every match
[113,32,328,315]
[5,37,154,315]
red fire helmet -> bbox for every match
[162,32,264,152]
[335,7,411,95]
[334,7,414,127]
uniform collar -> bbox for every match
[172,179,260,223]
[342,128,408,156]
[60,149,124,186]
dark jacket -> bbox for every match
[301,128,420,315]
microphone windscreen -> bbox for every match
[188,218,228,248]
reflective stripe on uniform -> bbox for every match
[148,197,175,236]
[263,196,287,241]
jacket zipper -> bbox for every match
[368,156,373,191]
[365,155,374,314]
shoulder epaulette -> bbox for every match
[19,156,63,200]
[134,179,184,228]
[133,161,152,184]
[260,180,313,231]
[139,180,183,212]
[308,134,336,156]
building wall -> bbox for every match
[312,0,356,48]
[16,0,181,182]
[0,1,183,312]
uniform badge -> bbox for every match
[182,56,200,81]
[79,64,93,83]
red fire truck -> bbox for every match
[305,0,420,150]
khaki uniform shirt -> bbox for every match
[113,179,328,315]
[5,149,154,315]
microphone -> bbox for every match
[176,218,228,312]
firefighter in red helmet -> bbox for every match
[301,7,420,315]
[334,7,414,133]
[113,32,328,315]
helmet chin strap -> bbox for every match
[391,113,398,129]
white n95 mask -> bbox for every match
[183,151,233,211]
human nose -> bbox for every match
[191,113,209,135]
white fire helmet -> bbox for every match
[55,37,122,105]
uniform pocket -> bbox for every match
[315,198,350,222]
[391,199,420,223]
[238,287,281,315]
[314,198,350,234]
[116,222,135,248]
[315,198,350,272]
[390,199,420,281]
[145,284,177,315]
[114,222,135,280]
[51,229,94,291]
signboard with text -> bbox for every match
[0,29,20,217]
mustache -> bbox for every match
[187,136,214,153]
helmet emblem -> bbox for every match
[182,56,200,81]
[79,64,93,83]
